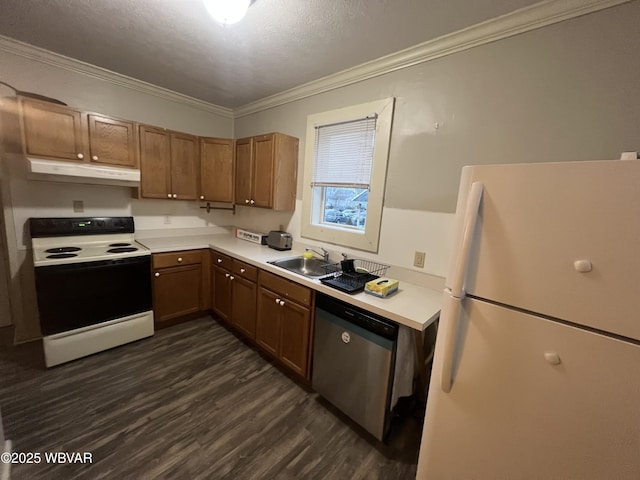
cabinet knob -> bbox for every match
[154,272,160,277]
[217,258,222,263]
[200,195,204,200]
[230,275,235,280]
[275,298,280,304]
[167,194,172,198]
[250,199,255,205]
[245,199,250,204]
[279,300,285,306]
[177,257,183,262]
[225,273,230,278]
[172,194,177,199]
[240,268,245,273]
[77,153,84,159]
[91,155,98,161]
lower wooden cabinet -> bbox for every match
[256,287,282,357]
[209,252,314,380]
[231,260,258,338]
[211,254,232,322]
[212,251,259,339]
[152,249,209,328]
[256,270,313,379]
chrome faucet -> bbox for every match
[306,247,330,263]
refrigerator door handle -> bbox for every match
[440,181,482,393]
[440,292,462,393]
[450,181,483,298]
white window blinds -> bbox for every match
[311,115,377,188]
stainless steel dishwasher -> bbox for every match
[312,292,398,441]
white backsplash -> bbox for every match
[10,177,454,278]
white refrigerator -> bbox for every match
[417,159,640,479]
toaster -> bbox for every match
[267,230,292,251]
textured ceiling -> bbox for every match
[0,0,541,108]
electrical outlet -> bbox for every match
[414,251,426,268]
[72,200,84,213]
[163,215,171,225]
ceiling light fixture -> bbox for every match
[203,0,251,25]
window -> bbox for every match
[301,98,394,252]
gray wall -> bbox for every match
[235,2,640,213]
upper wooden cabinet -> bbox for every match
[87,114,139,168]
[139,125,199,200]
[18,96,138,168]
[200,137,234,202]
[234,132,299,211]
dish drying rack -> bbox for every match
[320,259,390,293]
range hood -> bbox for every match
[26,157,140,187]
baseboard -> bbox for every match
[0,325,14,347]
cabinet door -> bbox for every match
[252,134,275,208]
[234,137,253,205]
[170,132,199,200]
[88,114,138,168]
[256,287,281,357]
[200,137,234,202]
[153,264,202,326]
[20,98,85,162]
[279,299,311,378]
[212,266,232,322]
[231,276,257,338]
[139,125,171,199]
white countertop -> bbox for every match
[138,233,442,331]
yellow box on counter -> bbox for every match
[364,277,399,298]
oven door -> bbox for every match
[35,256,152,335]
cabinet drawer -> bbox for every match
[259,270,312,307]
[211,250,232,269]
[153,250,202,269]
[232,259,258,282]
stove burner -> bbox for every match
[46,253,78,259]
[45,247,82,254]
[109,243,131,247]
[107,247,138,253]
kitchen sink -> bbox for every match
[268,256,338,279]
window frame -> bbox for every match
[301,98,395,252]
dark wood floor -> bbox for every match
[0,317,423,479]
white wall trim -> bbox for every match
[234,0,631,117]
[0,35,234,119]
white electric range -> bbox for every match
[30,217,154,367]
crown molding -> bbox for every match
[0,0,630,120]
[0,35,233,119]
[234,0,631,118]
